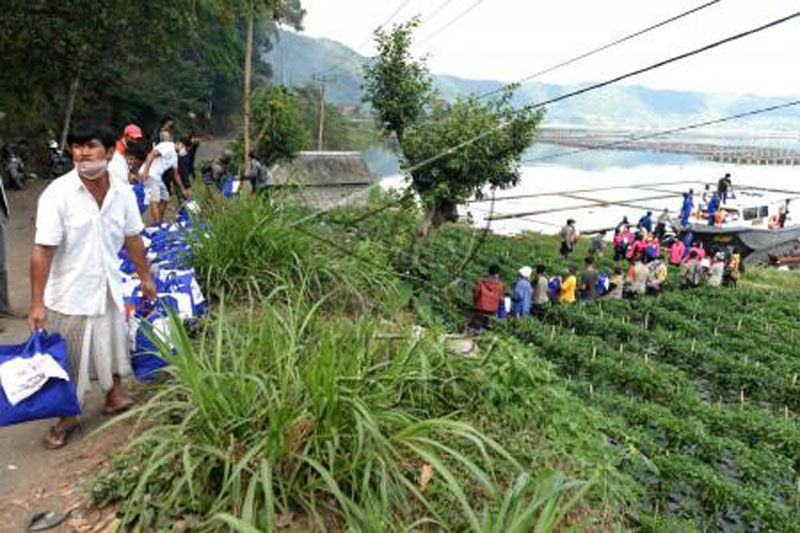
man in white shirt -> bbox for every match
[140,140,188,223]
[28,121,157,449]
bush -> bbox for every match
[189,192,408,317]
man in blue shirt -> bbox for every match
[510,266,533,317]
[638,211,653,233]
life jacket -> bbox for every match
[474,277,504,313]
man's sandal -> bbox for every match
[44,424,80,450]
[102,398,135,416]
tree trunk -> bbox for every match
[414,197,459,261]
[60,75,80,150]
[242,6,254,177]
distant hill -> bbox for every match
[264,29,800,134]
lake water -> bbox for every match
[366,143,800,236]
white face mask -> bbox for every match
[178,148,188,157]
[76,159,108,180]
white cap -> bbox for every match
[518,266,532,278]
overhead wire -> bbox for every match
[416,0,489,46]
[478,0,723,99]
[401,9,800,178]
[421,0,461,25]
[315,0,414,76]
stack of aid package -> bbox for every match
[119,200,208,380]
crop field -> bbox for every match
[95,190,800,531]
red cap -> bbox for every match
[123,124,143,139]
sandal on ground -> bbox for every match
[44,424,80,450]
[102,398,135,416]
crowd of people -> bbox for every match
[473,205,743,324]
[110,118,273,224]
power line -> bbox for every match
[521,99,800,164]
[478,0,722,99]
[374,0,415,33]
[422,0,461,25]
[417,0,489,46]
[315,0,414,76]
[405,9,800,176]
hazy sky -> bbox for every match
[299,0,800,96]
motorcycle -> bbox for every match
[1,142,33,190]
[48,140,72,178]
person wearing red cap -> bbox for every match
[116,124,143,155]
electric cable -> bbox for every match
[416,0,489,46]
[315,0,414,76]
[403,9,800,177]
[478,0,722,99]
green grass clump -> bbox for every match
[189,192,408,317]
[97,292,594,531]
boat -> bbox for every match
[688,192,800,263]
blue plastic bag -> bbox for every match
[0,331,81,426]
[132,182,147,214]
[157,272,206,318]
[221,174,237,199]
[131,306,174,381]
[595,273,610,296]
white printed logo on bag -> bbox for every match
[0,353,70,406]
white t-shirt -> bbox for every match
[35,170,144,315]
[108,152,130,186]
[147,141,177,180]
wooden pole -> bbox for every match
[60,74,80,151]
[242,4,254,176]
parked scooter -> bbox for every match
[48,140,72,178]
[1,142,34,190]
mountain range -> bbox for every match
[264,29,800,135]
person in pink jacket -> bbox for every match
[669,239,685,265]
[685,241,705,263]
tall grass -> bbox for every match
[189,192,408,316]
[97,290,588,531]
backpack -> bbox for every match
[548,277,562,302]
[474,278,504,313]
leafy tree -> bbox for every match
[0,0,305,148]
[0,1,196,143]
[251,86,310,166]
[403,94,543,229]
[362,18,433,145]
[363,20,543,235]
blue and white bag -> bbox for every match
[0,331,81,426]
[156,272,206,318]
[130,305,174,381]
[221,174,239,199]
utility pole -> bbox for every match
[312,74,336,151]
